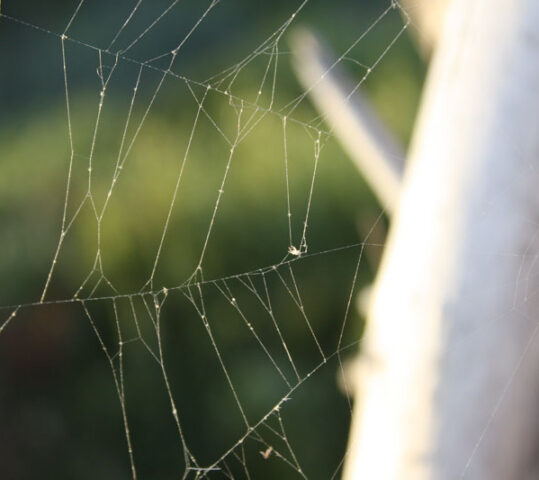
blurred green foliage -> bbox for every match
[0,1,423,478]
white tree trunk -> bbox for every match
[401,0,450,56]
[343,0,539,478]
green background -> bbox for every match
[0,1,424,478]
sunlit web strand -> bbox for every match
[0,240,385,313]
[0,12,329,138]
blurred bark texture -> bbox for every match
[343,0,539,478]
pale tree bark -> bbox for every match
[343,0,539,478]
[401,0,450,56]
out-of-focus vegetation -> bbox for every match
[0,1,424,478]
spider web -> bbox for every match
[0,1,412,478]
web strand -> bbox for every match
[0,2,414,478]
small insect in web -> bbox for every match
[260,446,273,460]
[288,245,302,257]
